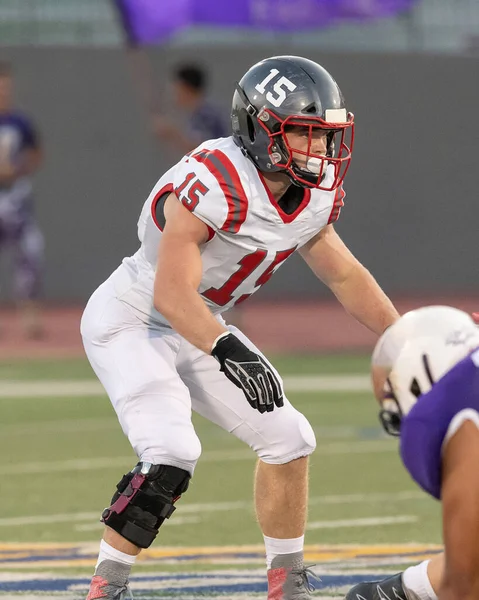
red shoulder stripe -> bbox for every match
[192,149,248,233]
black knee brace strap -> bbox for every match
[101,462,190,548]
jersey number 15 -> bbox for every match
[203,246,296,307]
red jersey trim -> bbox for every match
[151,184,174,232]
[257,171,311,224]
[192,149,248,233]
[327,185,346,224]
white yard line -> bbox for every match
[309,490,424,506]
[0,418,119,437]
[0,380,104,398]
[318,440,395,455]
[75,515,201,532]
[1,422,377,440]
[0,512,101,526]
[0,456,138,475]
[0,597,74,600]
[308,516,418,530]
[0,439,395,477]
[0,491,424,527]
[284,375,370,392]
[0,374,371,398]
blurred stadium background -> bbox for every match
[0,1,478,598]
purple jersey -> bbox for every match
[0,112,39,216]
[0,112,38,167]
[400,349,479,500]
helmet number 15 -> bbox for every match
[254,69,297,108]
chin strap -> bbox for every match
[235,83,257,116]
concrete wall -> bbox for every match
[2,47,478,301]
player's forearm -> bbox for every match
[330,264,399,336]
[154,284,227,355]
[439,431,479,600]
[440,538,479,599]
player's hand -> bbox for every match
[473,313,479,325]
[211,333,284,413]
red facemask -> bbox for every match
[257,109,355,191]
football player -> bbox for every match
[81,55,400,600]
[345,306,479,600]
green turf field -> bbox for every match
[1,354,441,545]
[0,354,442,598]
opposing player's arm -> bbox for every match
[299,224,399,335]
[439,419,479,600]
[154,193,228,354]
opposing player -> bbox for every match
[0,61,44,337]
[81,55,399,600]
[345,306,479,600]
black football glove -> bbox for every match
[211,333,284,413]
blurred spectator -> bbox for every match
[153,63,228,154]
[0,61,44,338]
[152,63,243,328]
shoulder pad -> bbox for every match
[173,149,249,233]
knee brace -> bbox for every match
[101,462,190,548]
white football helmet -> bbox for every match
[372,306,479,435]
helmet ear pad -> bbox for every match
[233,103,288,173]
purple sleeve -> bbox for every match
[17,116,39,150]
[399,355,479,501]
[400,417,442,499]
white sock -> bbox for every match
[402,560,438,600]
[263,535,305,569]
[95,539,138,571]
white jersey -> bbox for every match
[110,136,345,326]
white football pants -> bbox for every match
[80,279,316,475]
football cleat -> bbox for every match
[86,560,133,599]
[344,573,412,600]
[267,552,320,599]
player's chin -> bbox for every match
[291,155,307,171]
